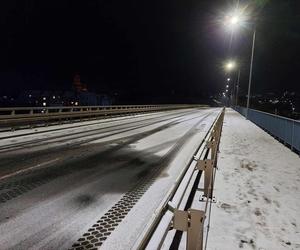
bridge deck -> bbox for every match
[0,108,219,250]
[207,109,300,249]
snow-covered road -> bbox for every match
[0,108,220,249]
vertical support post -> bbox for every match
[196,159,214,198]
[235,69,240,107]
[246,28,256,119]
[173,209,205,250]
[207,140,216,160]
[187,209,205,250]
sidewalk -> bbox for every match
[207,109,300,250]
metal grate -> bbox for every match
[70,173,157,250]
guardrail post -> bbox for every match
[196,159,214,199]
[173,209,205,250]
[206,140,216,160]
[212,128,220,142]
[196,109,225,202]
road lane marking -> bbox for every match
[0,158,60,181]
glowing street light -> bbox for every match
[224,8,256,119]
[226,84,229,88]
[227,78,231,82]
[224,8,245,31]
[225,60,236,72]
[230,15,239,25]
[224,59,241,107]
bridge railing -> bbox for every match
[235,106,300,153]
[0,104,207,129]
[134,108,225,250]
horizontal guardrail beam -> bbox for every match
[0,104,208,129]
[134,108,225,250]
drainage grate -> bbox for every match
[70,173,157,250]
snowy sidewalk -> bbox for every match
[207,109,300,250]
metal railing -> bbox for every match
[0,104,207,129]
[235,106,300,153]
[134,108,225,250]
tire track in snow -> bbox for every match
[0,111,213,204]
[69,112,213,249]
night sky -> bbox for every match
[0,0,299,103]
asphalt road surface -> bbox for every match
[0,108,220,250]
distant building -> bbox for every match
[11,90,113,107]
[0,74,113,107]
[73,73,88,92]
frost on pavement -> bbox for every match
[207,109,300,250]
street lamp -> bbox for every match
[224,9,245,31]
[224,60,240,107]
[230,16,239,25]
[224,10,256,119]
[225,61,236,71]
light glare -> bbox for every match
[225,61,236,71]
[223,7,249,31]
[230,16,239,25]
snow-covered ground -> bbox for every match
[0,108,220,249]
[207,109,300,250]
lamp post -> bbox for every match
[235,69,240,106]
[225,11,256,119]
[246,27,256,119]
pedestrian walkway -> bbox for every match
[207,109,300,250]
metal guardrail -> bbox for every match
[0,104,207,129]
[235,106,300,153]
[134,108,225,250]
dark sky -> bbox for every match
[0,0,300,103]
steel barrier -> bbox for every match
[235,106,300,153]
[134,108,225,250]
[0,104,207,129]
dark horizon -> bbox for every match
[0,0,300,103]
